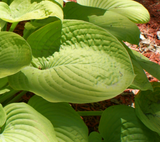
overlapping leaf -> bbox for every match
[0,19,6,31]
[0,103,58,142]
[122,44,152,90]
[28,95,88,142]
[0,0,63,22]
[99,105,160,142]
[64,2,140,44]
[0,77,9,95]
[2,0,63,6]
[0,104,6,127]
[88,132,102,142]
[0,32,32,78]
[23,17,60,39]
[77,0,150,23]
[132,49,160,81]
[135,82,160,135]
[9,20,135,103]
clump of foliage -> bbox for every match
[0,0,160,141]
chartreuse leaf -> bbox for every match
[0,77,9,95]
[0,19,6,31]
[28,95,88,142]
[0,102,58,142]
[0,32,32,79]
[88,132,102,142]
[77,0,150,23]
[0,104,6,128]
[99,105,160,142]
[122,44,152,91]
[9,20,135,103]
[0,0,63,23]
[0,78,8,89]
[64,2,140,44]
[132,49,160,81]
[23,17,60,39]
[2,0,63,7]
[135,82,160,135]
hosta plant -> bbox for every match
[0,0,160,141]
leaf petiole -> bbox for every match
[0,90,19,104]
[9,22,19,32]
[3,91,27,106]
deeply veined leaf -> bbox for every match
[99,105,160,142]
[64,2,140,44]
[0,32,32,78]
[0,103,58,142]
[28,95,88,142]
[135,82,160,135]
[132,49,160,81]
[0,0,63,22]
[77,0,150,23]
[0,104,6,128]
[88,132,102,142]
[9,20,135,103]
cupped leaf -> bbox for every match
[0,104,6,128]
[99,105,160,142]
[64,2,140,44]
[77,0,150,23]
[135,82,160,135]
[9,20,135,103]
[1,102,58,142]
[0,32,32,78]
[23,17,59,39]
[132,49,160,81]
[88,132,102,142]
[28,95,88,142]
[0,0,63,22]
[27,20,62,58]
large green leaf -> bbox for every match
[122,45,152,91]
[0,77,8,89]
[0,32,32,78]
[28,95,88,142]
[77,0,150,23]
[0,104,6,128]
[0,102,58,142]
[0,77,9,95]
[99,105,160,142]
[0,19,6,31]
[88,132,102,142]
[0,0,63,22]
[132,49,160,81]
[135,82,160,135]
[2,0,63,7]
[64,2,140,44]
[23,17,60,39]
[9,20,135,103]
